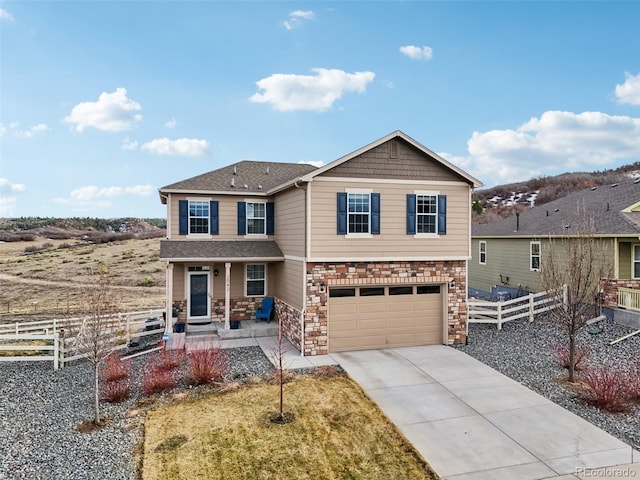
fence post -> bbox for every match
[15,322,19,335]
[529,295,535,322]
[126,314,131,345]
[497,302,503,330]
[59,329,65,369]
[54,331,60,370]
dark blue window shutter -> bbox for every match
[237,202,246,235]
[210,201,219,235]
[437,195,447,235]
[266,202,275,235]
[337,193,347,234]
[179,200,188,235]
[371,193,380,235]
[406,194,416,235]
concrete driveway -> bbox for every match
[333,346,638,480]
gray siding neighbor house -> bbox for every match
[158,131,482,355]
[469,179,640,328]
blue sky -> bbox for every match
[1,1,639,219]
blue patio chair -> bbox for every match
[255,297,274,323]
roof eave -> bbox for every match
[159,256,285,262]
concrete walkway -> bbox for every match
[332,346,639,480]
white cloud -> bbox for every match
[299,160,324,168]
[0,123,5,137]
[122,138,139,150]
[283,10,314,30]
[12,123,49,138]
[165,118,177,128]
[0,178,26,216]
[0,178,27,192]
[615,72,640,106]
[446,110,640,186]
[69,184,154,201]
[140,137,209,156]
[249,68,375,112]
[63,88,142,132]
[399,45,433,61]
[0,8,14,21]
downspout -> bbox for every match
[294,179,308,356]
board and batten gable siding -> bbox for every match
[273,186,306,257]
[271,259,305,310]
[168,193,273,240]
[320,139,464,182]
[309,179,471,259]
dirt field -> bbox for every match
[0,237,165,323]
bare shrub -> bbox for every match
[552,343,590,371]
[101,378,131,403]
[100,353,131,382]
[580,366,630,412]
[185,345,228,386]
[628,363,640,403]
[265,369,295,385]
[143,365,177,395]
[157,349,186,371]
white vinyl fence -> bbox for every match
[0,309,165,370]
[468,286,566,330]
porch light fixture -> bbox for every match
[320,283,326,293]
[214,268,219,277]
[449,279,456,289]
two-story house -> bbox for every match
[159,131,482,355]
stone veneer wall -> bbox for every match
[274,298,303,353]
[172,297,261,322]
[304,261,467,356]
[600,278,640,308]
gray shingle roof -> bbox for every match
[473,179,640,237]
[160,161,317,195]
[160,240,284,261]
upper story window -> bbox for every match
[633,245,640,279]
[237,201,275,236]
[189,201,209,234]
[348,193,370,234]
[530,241,541,271]
[479,241,487,265]
[416,195,437,234]
[247,202,266,235]
[337,191,380,236]
[406,193,446,235]
[178,199,218,236]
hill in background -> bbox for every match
[473,161,640,224]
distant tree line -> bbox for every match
[0,217,166,232]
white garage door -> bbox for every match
[328,284,444,352]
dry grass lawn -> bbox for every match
[0,237,165,320]
[143,375,439,480]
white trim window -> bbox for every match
[479,240,487,265]
[246,264,266,296]
[247,202,266,235]
[634,245,640,279]
[416,194,437,234]
[530,241,541,271]
[189,200,209,234]
[348,193,370,234]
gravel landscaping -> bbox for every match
[1,316,638,480]
[0,343,274,480]
[454,314,640,450]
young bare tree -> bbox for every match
[72,268,124,425]
[541,215,611,383]
[270,314,293,423]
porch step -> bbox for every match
[185,322,218,334]
[218,321,279,339]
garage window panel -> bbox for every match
[417,285,440,294]
[360,287,385,296]
[330,288,356,298]
[389,286,413,295]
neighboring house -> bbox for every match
[469,179,640,328]
[158,131,482,355]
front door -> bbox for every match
[188,272,210,319]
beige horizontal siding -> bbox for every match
[309,180,471,259]
[272,259,304,310]
[274,187,305,257]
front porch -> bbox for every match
[601,279,640,329]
